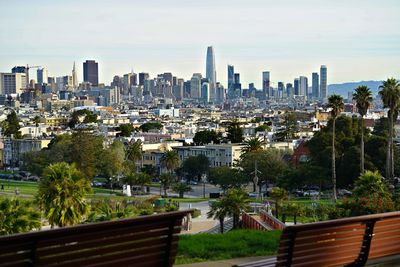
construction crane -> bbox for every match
[25,64,42,90]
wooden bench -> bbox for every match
[234,211,400,267]
[0,210,193,267]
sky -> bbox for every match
[0,0,399,88]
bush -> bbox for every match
[175,230,281,264]
[192,209,201,218]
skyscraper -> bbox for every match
[320,65,327,99]
[227,65,234,98]
[262,71,270,98]
[139,72,149,86]
[294,78,300,95]
[312,72,319,98]
[37,68,48,85]
[72,62,78,89]
[83,60,98,86]
[299,76,308,97]
[206,46,216,101]
[190,73,202,99]
[201,82,210,103]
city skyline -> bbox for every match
[1,0,399,87]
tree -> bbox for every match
[353,171,390,199]
[327,94,344,201]
[140,121,163,132]
[223,188,250,228]
[172,183,192,198]
[275,112,298,142]
[193,130,222,145]
[242,137,264,154]
[124,172,151,193]
[70,130,104,179]
[254,124,271,133]
[1,110,22,139]
[226,119,244,143]
[207,201,228,233]
[379,78,400,180]
[160,150,180,174]
[0,199,41,235]
[125,140,143,172]
[118,124,134,137]
[33,115,41,138]
[68,109,98,128]
[353,86,373,174]
[37,162,91,227]
[270,187,288,218]
[181,155,210,182]
[98,140,125,180]
[208,167,248,191]
[239,150,287,193]
[159,172,174,197]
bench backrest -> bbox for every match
[275,211,400,267]
[0,210,192,267]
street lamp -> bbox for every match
[201,173,207,199]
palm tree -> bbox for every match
[379,78,400,180]
[353,170,390,199]
[32,115,41,138]
[0,198,41,235]
[223,188,250,228]
[125,140,143,172]
[172,182,192,198]
[207,201,228,233]
[328,94,344,202]
[242,137,264,154]
[353,86,373,173]
[160,150,180,174]
[159,172,174,197]
[37,162,91,227]
[270,187,288,218]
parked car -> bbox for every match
[291,189,304,197]
[303,190,321,197]
[338,189,352,197]
[248,192,258,198]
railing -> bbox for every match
[0,210,193,267]
[242,212,270,231]
[260,209,286,230]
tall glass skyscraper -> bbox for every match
[262,71,270,98]
[83,60,98,86]
[227,64,234,99]
[206,46,216,101]
[312,72,319,98]
[320,65,327,99]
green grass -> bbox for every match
[0,179,38,196]
[175,229,281,264]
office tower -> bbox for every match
[312,72,319,98]
[201,82,210,103]
[320,65,327,98]
[262,71,270,98]
[123,73,132,91]
[12,66,26,74]
[299,76,308,97]
[286,83,293,97]
[139,72,149,86]
[56,76,73,91]
[0,72,27,95]
[206,46,216,101]
[215,82,225,103]
[111,76,123,88]
[163,73,173,85]
[294,78,300,95]
[233,73,242,98]
[72,62,78,89]
[190,73,202,99]
[173,79,184,100]
[278,82,285,98]
[83,60,99,86]
[183,80,191,97]
[130,72,137,86]
[37,68,48,85]
[227,65,234,98]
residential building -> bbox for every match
[0,73,27,95]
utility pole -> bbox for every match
[251,161,262,198]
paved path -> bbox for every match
[175,256,274,267]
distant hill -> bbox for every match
[328,81,383,98]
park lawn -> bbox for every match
[166,197,208,203]
[0,179,38,196]
[175,229,281,264]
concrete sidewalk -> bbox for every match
[175,256,274,267]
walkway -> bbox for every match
[175,256,275,267]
